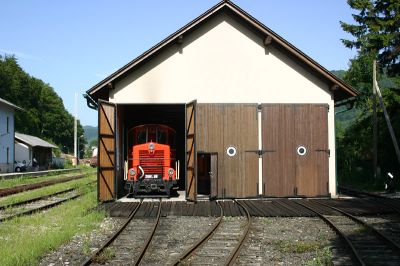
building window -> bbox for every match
[6,147,9,164]
[7,116,9,133]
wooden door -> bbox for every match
[98,100,116,201]
[262,105,296,196]
[295,105,329,196]
[186,100,197,202]
[210,153,218,199]
[262,104,329,197]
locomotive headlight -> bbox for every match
[168,168,174,177]
[129,168,136,176]
[148,143,155,151]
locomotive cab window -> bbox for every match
[157,129,167,144]
[137,129,146,144]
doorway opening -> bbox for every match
[116,104,186,199]
[197,153,218,199]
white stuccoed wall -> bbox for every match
[109,12,337,197]
[0,104,15,173]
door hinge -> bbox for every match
[316,149,330,156]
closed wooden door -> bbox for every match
[262,105,296,196]
[98,100,116,201]
[262,104,329,197]
[295,105,329,196]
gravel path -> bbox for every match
[39,216,345,265]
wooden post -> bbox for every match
[373,61,400,175]
[372,62,378,179]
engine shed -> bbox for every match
[85,1,357,202]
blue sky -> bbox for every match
[0,0,357,127]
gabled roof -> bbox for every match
[86,0,358,102]
[0,97,23,111]
[15,133,58,149]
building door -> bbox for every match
[186,100,197,202]
[98,100,116,201]
[262,104,329,197]
[209,153,218,199]
[197,153,218,199]
[262,105,296,196]
[295,105,329,196]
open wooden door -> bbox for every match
[186,100,197,202]
[209,153,218,199]
[98,100,116,201]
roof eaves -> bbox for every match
[224,1,358,97]
[0,97,23,111]
[87,1,229,96]
[87,0,358,99]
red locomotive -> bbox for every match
[125,124,178,197]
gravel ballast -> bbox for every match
[38,216,341,265]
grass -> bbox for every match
[0,167,94,190]
[305,247,333,266]
[0,174,95,207]
[0,190,104,266]
[93,247,115,263]
[275,240,324,253]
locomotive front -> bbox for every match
[125,125,177,197]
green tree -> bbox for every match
[340,0,400,76]
[337,0,400,189]
[0,55,87,154]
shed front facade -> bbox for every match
[15,132,58,170]
[86,1,357,201]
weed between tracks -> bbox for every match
[93,247,116,263]
[305,247,333,266]
[0,167,95,190]
[0,174,95,207]
[275,239,324,253]
[272,239,333,266]
[0,190,104,266]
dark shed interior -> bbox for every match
[115,104,186,198]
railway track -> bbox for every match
[0,173,87,197]
[172,199,251,266]
[82,199,162,266]
[339,185,400,214]
[294,199,400,265]
[0,181,96,222]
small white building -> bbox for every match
[15,132,58,170]
[0,97,22,173]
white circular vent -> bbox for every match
[297,146,307,156]
[226,146,237,157]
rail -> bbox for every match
[293,200,365,265]
[134,198,162,266]
[81,199,144,266]
[0,168,82,180]
[314,200,400,253]
[225,199,252,266]
[171,201,224,265]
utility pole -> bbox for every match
[372,61,378,179]
[73,92,78,166]
[373,60,400,175]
